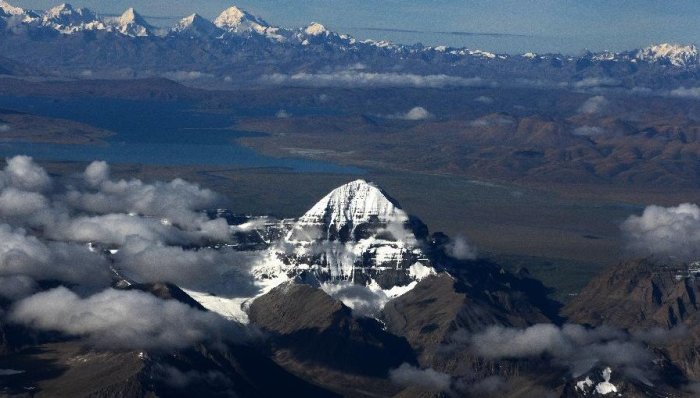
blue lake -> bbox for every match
[0,96,363,174]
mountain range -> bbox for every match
[2,172,698,397]
[1,1,700,88]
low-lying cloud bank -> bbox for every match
[457,323,687,383]
[389,363,452,392]
[260,71,494,88]
[387,322,684,395]
[10,287,252,350]
[0,156,259,350]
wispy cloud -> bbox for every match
[260,71,494,88]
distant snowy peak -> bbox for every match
[214,6,265,32]
[635,43,699,67]
[41,3,104,33]
[111,7,153,37]
[172,13,221,37]
[2,1,699,71]
[295,22,358,47]
[214,6,287,41]
[295,179,408,240]
[0,0,28,16]
[304,22,327,36]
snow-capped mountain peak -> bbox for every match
[636,43,699,67]
[252,179,431,290]
[304,22,327,36]
[177,13,202,27]
[295,179,408,240]
[0,0,27,16]
[172,13,220,37]
[214,6,267,31]
[118,7,145,26]
[41,3,103,33]
[112,7,153,37]
[213,5,288,41]
[45,2,74,16]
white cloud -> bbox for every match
[320,280,391,317]
[114,238,257,293]
[572,78,620,89]
[445,235,477,260]
[474,95,494,104]
[0,187,48,217]
[572,126,605,137]
[0,224,110,287]
[2,155,51,192]
[670,87,700,99]
[621,203,700,260]
[83,160,109,187]
[9,287,252,350]
[578,95,609,114]
[388,106,433,121]
[462,323,684,380]
[163,71,214,81]
[470,116,515,127]
[260,71,493,88]
[275,109,291,118]
[0,156,236,289]
[389,363,452,392]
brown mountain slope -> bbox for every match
[565,258,700,380]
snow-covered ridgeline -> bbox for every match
[1,1,696,67]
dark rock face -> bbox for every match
[249,283,416,377]
[0,340,336,398]
[0,321,7,356]
[382,272,557,385]
[0,341,150,398]
[564,259,700,329]
[565,258,700,381]
[383,274,495,358]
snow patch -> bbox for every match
[576,376,593,392]
[183,272,290,324]
[595,367,618,395]
[636,43,699,67]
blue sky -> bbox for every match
[12,0,700,54]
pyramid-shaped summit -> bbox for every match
[259,179,431,288]
[172,13,221,37]
[214,5,268,31]
[114,7,153,37]
[295,179,408,242]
